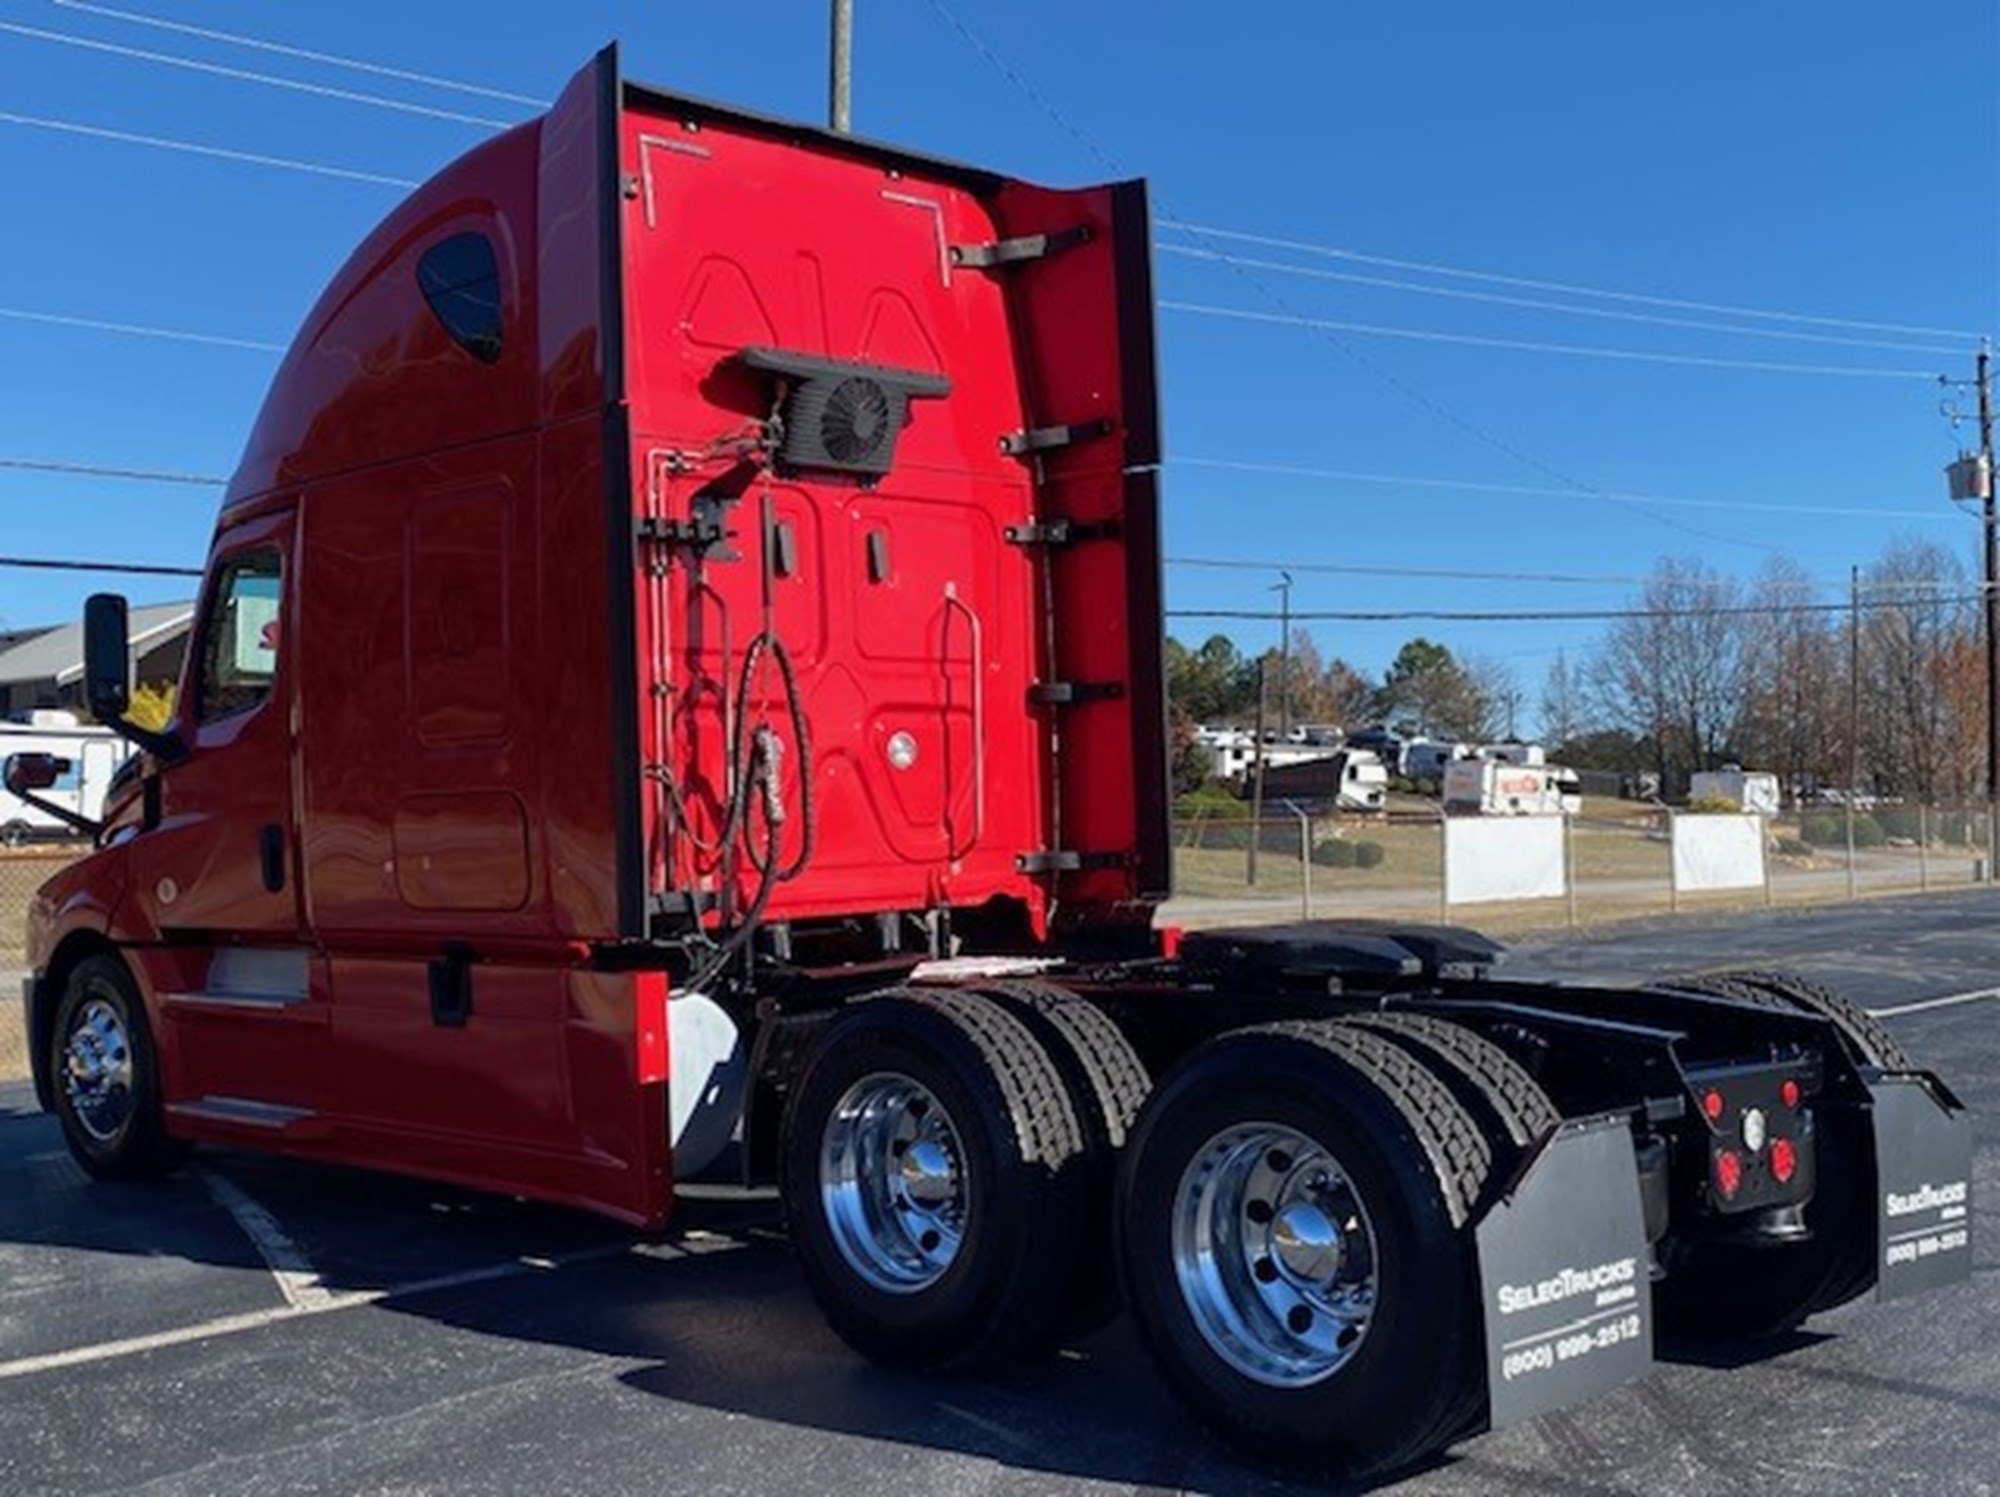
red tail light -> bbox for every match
[1780,1079,1801,1109]
[1713,1148,1743,1200]
[1702,1089,1725,1122]
[1771,1137,1798,1184]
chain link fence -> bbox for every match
[1,847,79,1081]
[1163,799,2000,936]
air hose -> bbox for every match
[684,625,814,993]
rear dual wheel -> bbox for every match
[781,987,1119,1369]
[1118,1022,1500,1478]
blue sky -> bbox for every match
[1,1,1994,728]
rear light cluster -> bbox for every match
[1700,1067,1809,1206]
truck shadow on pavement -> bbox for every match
[8,1077,1998,1497]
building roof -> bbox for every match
[0,602,195,687]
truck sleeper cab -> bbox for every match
[9,47,1972,1481]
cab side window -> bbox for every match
[418,232,503,364]
[195,551,283,724]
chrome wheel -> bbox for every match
[820,1072,968,1294]
[62,996,135,1144]
[1171,1123,1379,1387]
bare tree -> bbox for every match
[1539,650,1586,748]
[1588,558,1746,793]
[1735,556,1844,796]
[1857,539,1974,800]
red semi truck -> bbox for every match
[6,47,1974,1477]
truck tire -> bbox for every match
[969,980,1151,1332]
[780,987,1088,1369]
[1671,968,1910,1070]
[1337,1011,1559,1152]
[1653,970,1884,1338]
[49,954,187,1180]
[1117,1021,1492,1478]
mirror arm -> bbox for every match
[102,718,186,764]
[8,786,100,839]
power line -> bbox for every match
[0,555,202,577]
[1161,301,1947,380]
[1159,221,1989,344]
[0,19,513,129]
[0,457,225,487]
[50,0,552,107]
[1156,244,1970,358]
[1170,596,1986,624]
[0,439,1949,533]
[914,0,1770,556]
[1169,557,1651,586]
[1166,553,1977,594]
[1171,456,1959,522]
[0,306,283,353]
[0,109,420,188]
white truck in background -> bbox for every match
[1335,748,1390,811]
[0,712,132,845]
[1443,757,1580,816]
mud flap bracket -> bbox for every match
[1476,1114,1654,1430]
[1869,1073,1974,1301]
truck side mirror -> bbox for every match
[3,752,97,838]
[84,593,132,721]
[80,592,184,764]
[3,752,65,795]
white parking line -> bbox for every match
[200,1169,347,1312]
[1867,987,2000,1019]
[0,1241,649,1383]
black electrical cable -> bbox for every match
[684,627,816,994]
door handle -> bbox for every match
[258,824,286,893]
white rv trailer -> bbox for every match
[0,712,132,844]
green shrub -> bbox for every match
[1310,838,1385,869]
[1877,806,1923,842]
[1801,810,1887,847]
[1773,836,1811,858]
[1686,795,1739,814]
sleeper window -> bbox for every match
[418,232,504,363]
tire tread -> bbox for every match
[1338,1010,1559,1151]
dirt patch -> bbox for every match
[0,999,26,1084]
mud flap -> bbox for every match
[1870,1074,1974,1301]
[1477,1115,1654,1429]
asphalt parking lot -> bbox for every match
[3,892,1997,1497]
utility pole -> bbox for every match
[1271,571,1293,741]
[1946,344,1998,879]
[1980,345,1997,880]
[829,0,854,133]
[1247,657,1268,887]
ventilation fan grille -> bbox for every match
[737,347,951,478]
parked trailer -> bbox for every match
[0,714,130,845]
[5,48,1971,1479]
[1444,757,1576,816]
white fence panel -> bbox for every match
[1672,814,1765,893]
[1444,816,1566,904]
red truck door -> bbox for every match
[126,508,330,1127]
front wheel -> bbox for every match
[49,955,186,1180]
